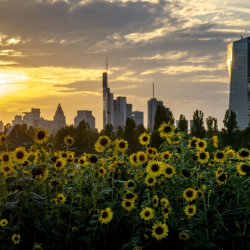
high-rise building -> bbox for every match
[12,115,23,126]
[176,120,179,127]
[227,36,250,130]
[23,108,40,127]
[148,98,163,131]
[0,121,3,132]
[132,111,143,126]
[126,104,132,119]
[53,104,66,130]
[74,110,95,129]
[190,120,193,131]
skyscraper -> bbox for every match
[227,36,250,130]
[132,111,143,126]
[74,110,95,129]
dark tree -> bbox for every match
[222,109,239,147]
[177,114,188,133]
[153,106,175,130]
[101,124,114,139]
[191,110,206,138]
[124,118,139,152]
[206,116,218,138]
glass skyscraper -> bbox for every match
[227,36,250,130]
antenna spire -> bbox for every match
[153,83,154,99]
[106,57,108,72]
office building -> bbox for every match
[132,111,143,126]
[74,110,95,129]
[227,36,250,130]
[190,120,193,131]
[148,98,163,131]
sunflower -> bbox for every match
[51,199,58,206]
[140,207,154,221]
[184,204,196,219]
[89,155,98,164]
[58,193,66,204]
[216,172,228,185]
[158,121,175,138]
[183,188,197,202]
[1,164,14,176]
[60,151,68,159]
[153,195,158,207]
[160,198,169,207]
[192,154,198,162]
[214,150,226,163]
[123,192,137,202]
[31,168,49,183]
[54,159,66,171]
[179,232,189,241]
[49,154,58,164]
[161,151,172,161]
[0,134,7,145]
[181,169,191,178]
[237,149,250,160]
[48,178,62,189]
[212,136,218,148]
[146,147,155,157]
[0,219,8,227]
[226,149,235,159]
[124,179,136,190]
[237,162,250,175]
[95,136,111,152]
[78,156,86,167]
[145,175,156,187]
[162,206,172,219]
[64,135,74,146]
[12,234,21,244]
[139,133,150,145]
[13,147,27,163]
[130,153,138,166]
[137,151,147,165]
[0,152,12,165]
[188,137,197,149]
[72,227,77,233]
[196,139,207,151]
[152,221,169,241]
[35,128,50,144]
[146,161,163,177]
[99,208,113,224]
[116,139,128,152]
[67,152,75,164]
[197,151,209,164]
[162,164,175,178]
[196,189,204,199]
[98,167,106,177]
[121,200,135,211]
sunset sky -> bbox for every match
[0,0,250,131]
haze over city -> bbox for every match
[0,0,250,130]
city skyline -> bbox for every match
[0,0,250,130]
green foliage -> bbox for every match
[153,106,175,131]
[178,114,188,133]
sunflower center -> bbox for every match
[125,202,131,207]
[128,182,134,187]
[148,178,153,183]
[32,169,43,176]
[143,136,148,141]
[240,150,249,157]
[51,156,57,163]
[90,156,98,163]
[153,199,157,204]
[37,131,46,140]
[16,151,24,159]
[67,139,72,144]
[3,155,9,162]
[155,227,163,235]
[139,155,145,161]
[56,161,62,167]
[188,208,194,213]
[133,156,137,162]
[62,153,67,158]
[119,142,126,148]
[218,173,226,182]
[151,164,160,172]
[182,169,190,177]
[1,137,6,142]
[200,153,206,160]
[197,192,202,198]
[241,164,250,173]
[126,193,134,199]
[163,126,171,133]
[164,208,169,213]
[148,149,153,154]
[164,154,169,160]
[4,167,10,171]
[99,169,104,174]
[191,140,197,147]
[23,161,28,167]
[145,212,150,217]
[80,160,84,164]
[216,152,224,159]
[102,212,108,218]
[52,181,59,186]
[198,142,204,147]
[192,155,198,161]
[100,139,108,146]
[186,190,193,197]
[165,168,172,175]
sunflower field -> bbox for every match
[0,122,250,250]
